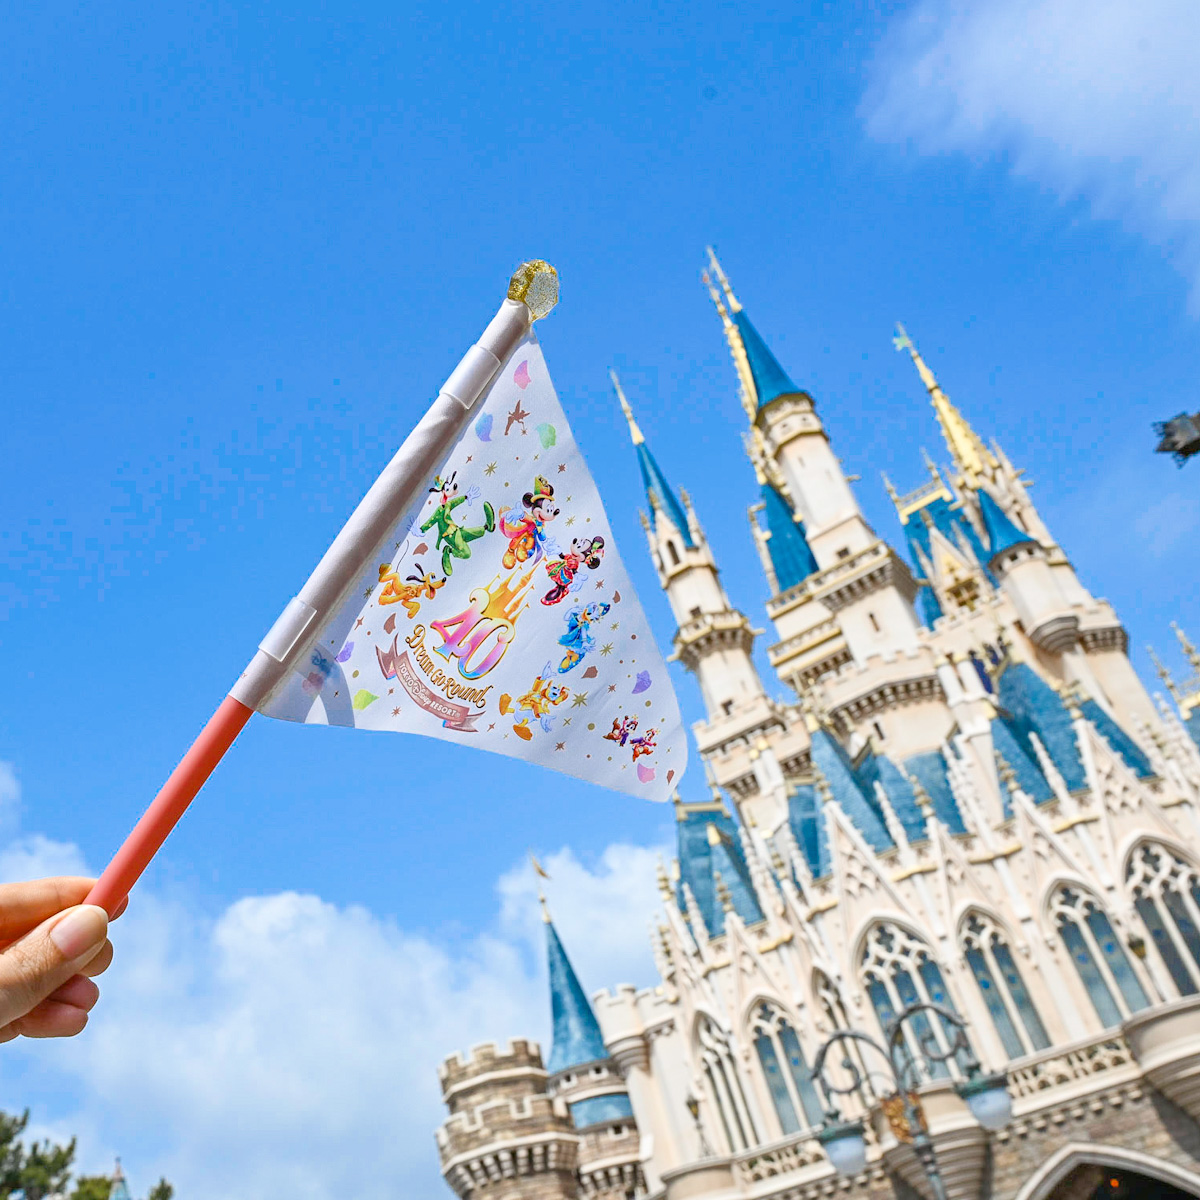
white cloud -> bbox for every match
[863,0,1200,300]
[2,833,667,1199]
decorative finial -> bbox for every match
[1173,622,1200,674]
[530,852,552,921]
[909,772,935,820]
[713,868,734,914]
[813,766,834,805]
[893,323,995,487]
[1148,644,1181,702]
[705,246,742,312]
[702,270,733,328]
[882,471,900,506]
[507,260,559,321]
[1054,679,1085,720]
[920,447,942,483]
[610,369,645,446]
[656,856,675,902]
[994,752,1019,795]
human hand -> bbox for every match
[0,878,122,1043]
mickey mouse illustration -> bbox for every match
[498,475,560,569]
[541,535,605,606]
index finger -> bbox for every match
[0,879,98,941]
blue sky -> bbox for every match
[2,1,1200,1196]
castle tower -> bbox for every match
[437,1039,579,1200]
[109,1159,132,1200]
[543,905,645,1199]
[703,251,924,675]
[613,371,766,721]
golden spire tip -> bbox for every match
[704,245,741,312]
[609,369,645,446]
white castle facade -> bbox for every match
[435,254,1200,1200]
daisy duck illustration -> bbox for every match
[541,535,605,606]
[498,474,559,569]
[420,472,495,577]
[499,662,571,740]
[603,715,638,746]
[557,600,611,673]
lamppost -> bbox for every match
[684,1092,715,1158]
[811,1001,1013,1200]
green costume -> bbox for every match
[420,496,496,576]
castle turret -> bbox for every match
[544,905,645,1199]
[436,1039,579,1200]
[613,371,766,722]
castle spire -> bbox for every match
[705,245,743,313]
[109,1159,132,1200]
[545,915,608,1073]
[1173,622,1200,675]
[893,324,997,487]
[611,372,694,547]
[610,368,644,446]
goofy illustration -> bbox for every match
[420,472,496,577]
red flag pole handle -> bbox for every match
[85,696,254,916]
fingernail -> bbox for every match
[49,906,109,960]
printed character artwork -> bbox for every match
[376,561,446,618]
[498,475,559,569]
[558,600,611,673]
[541,536,605,605]
[420,472,496,577]
[603,715,638,746]
[630,727,658,761]
[499,662,570,740]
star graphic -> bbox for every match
[485,461,498,476]
[363,586,374,599]
[534,453,540,460]
[488,722,496,731]
[355,618,364,628]
[565,515,577,527]
[600,642,614,656]
[611,621,620,630]
[388,688,395,694]
[595,579,605,589]
[391,707,401,716]
[466,455,473,463]
[607,684,617,693]
[571,692,589,708]
[562,717,572,727]
[557,463,566,473]
[555,742,565,752]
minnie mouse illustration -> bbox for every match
[498,474,560,569]
[541,535,605,605]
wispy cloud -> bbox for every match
[1,809,667,1198]
[863,0,1200,302]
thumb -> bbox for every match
[0,905,109,1028]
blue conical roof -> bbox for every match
[978,489,1036,562]
[995,663,1087,792]
[809,727,893,853]
[1080,699,1155,779]
[733,309,804,412]
[546,918,608,1074]
[109,1163,131,1200]
[637,441,695,548]
[991,715,1054,811]
[762,483,818,590]
[904,750,968,835]
[676,804,764,937]
[788,783,831,879]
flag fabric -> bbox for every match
[259,332,687,801]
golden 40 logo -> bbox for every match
[429,569,536,681]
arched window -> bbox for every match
[697,1018,758,1153]
[1127,843,1200,997]
[1050,885,1150,1027]
[960,912,1051,1058]
[748,1002,823,1135]
[860,922,969,1080]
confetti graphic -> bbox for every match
[260,333,687,802]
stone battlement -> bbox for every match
[439,1038,545,1091]
[437,1093,573,1159]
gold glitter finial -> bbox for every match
[713,869,734,914]
[610,369,645,446]
[994,752,1019,795]
[507,260,559,320]
[704,246,742,313]
[656,856,675,902]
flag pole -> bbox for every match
[85,261,559,916]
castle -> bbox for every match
[435,251,1200,1200]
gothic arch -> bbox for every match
[1013,1141,1200,1200]
[850,913,937,971]
[1121,833,1200,878]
